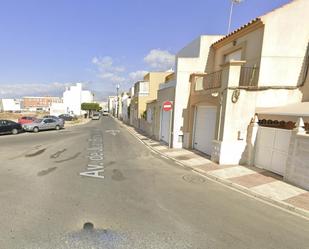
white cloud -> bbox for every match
[92,56,126,84]
[0,82,71,98]
[129,70,148,82]
[144,49,175,71]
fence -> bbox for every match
[239,66,259,87]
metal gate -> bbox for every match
[254,127,291,176]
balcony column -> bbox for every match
[212,60,256,165]
[218,60,246,141]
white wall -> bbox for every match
[286,130,309,190]
[0,99,21,112]
[81,90,94,103]
[122,95,131,123]
[173,35,223,148]
[259,0,309,86]
[50,103,66,116]
[63,83,93,115]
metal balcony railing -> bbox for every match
[203,70,222,90]
[239,66,259,87]
[194,70,222,91]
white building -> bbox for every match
[0,99,21,112]
[50,83,94,116]
[121,92,131,123]
[108,96,117,116]
[99,101,108,111]
[172,35,223,148]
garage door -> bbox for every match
[193,106,217,155]
[160,110,170,144]
[254,127,291,176]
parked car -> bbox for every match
[102,110,109,116]
[58,114,77,121]
[0,120,23,135]
[23,118,64,133]
[92,113,101,120]
[18,116,37,125]
[43,115,65,124]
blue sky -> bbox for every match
[0,0,291,100]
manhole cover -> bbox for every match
[182,174,205,184]
[83,222,94,231]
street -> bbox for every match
[0,116,308,249]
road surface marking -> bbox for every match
[80,130,105,180]
[105,130,120,136]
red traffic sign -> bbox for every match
[163,101,173,111]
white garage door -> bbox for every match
[193,106,217,155]
[255,127,291,176]
[160,110,170,144]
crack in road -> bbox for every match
[25,148,47,157]
[50,149,67,159]
[37,167,57,176]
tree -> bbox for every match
[81,103,101,117]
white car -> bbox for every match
[92,113,101,120]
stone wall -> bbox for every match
[285,118,309,190]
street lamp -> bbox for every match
[227,0,244,34]
[116,84,120,118]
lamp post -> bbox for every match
[116,84,120,118]
[227,0,244,34]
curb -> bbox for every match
[65,118,91,128]
[113,117,309,220]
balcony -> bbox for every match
[194,70,222,91]
[134,81,149,97]
[193,65,260,92]
[239,66,259,87]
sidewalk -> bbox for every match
[117,119,309,219]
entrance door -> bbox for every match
[193,106,217,155]
[160,110,170,144]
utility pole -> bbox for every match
[116,84,120,118]
[228,0,244,34]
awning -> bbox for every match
[256,102,309,117]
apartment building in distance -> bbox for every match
[130,71,173,130]
[22,96,62,112]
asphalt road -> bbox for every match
[0,116,308,249]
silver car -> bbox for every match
[92,113,101,120]
[23,118,64,133]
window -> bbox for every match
[138,81,149,96]
[224,49,242,63]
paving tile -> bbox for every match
[153,146,169,151]
[195,163,234,172]
[180,157,212,167]
[251,181,307,201]
[229,172,278,188]
[284,192,309,211]
[164,150,194,157]
[208,166,260,179]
